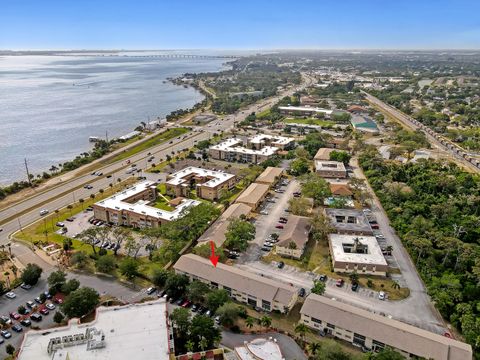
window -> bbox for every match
[247,298,257,307]
[326,323,335,329]
[262,300,271,311]
[353,333,366,346]
[312,317,322,324]
[372,340,385,351]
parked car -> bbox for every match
[175,298,184,306]
[378,291,386,301]
[35,296,44,304]
[351,283,359,292]
[44,291,53,299]
[205,310,212,317]
[20,319,31,327]
[66,217,75,222]
[56,222,65,227]
[20,283,32,290]
[318,274,327,282]
[84,184,93,189]
[191,304,199,312]
[40,308,50,315]
[260,210,269,215]
[1,330,12,339]
[181,300,191,308]
[30,313,43,322]
[275,224,284,229]
[11,324,23,333]
[263,242,273,248]
[0,316,12,325]
[26,300,36,308]
[53,297,63,304]
[277,261,285,269]
[336,279,344,287]
[46,303,56,310]
[371,224,380,229]
[298,288,306,297]
[146,287,156,295]
[9,312,21,320]
[5,292,16,299]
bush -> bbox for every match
[95,255,116,273]
[21,264,43,286]
[231,325,241,333]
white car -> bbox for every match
[5,292,16,299]
[378,291,386,301]
[46,303,56,310]
[39,209,49,216]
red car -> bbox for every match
[181,300,191,308]
[39,308,49,315]
[275,224,284,229]
[336,279,344,287]
[53,297,63,304]
[371,224,379,229]
[9,312,21,320]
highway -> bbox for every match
[363,91,480,173]
[0,73,314,245]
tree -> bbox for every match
[164,274,189,299]
[61,279,80,295]
[245,316,255,329]
[123,236,142,258]
[150,268,169,288]
[70,251,88,268]
[349,271,359,284]
[206,289,230,313]
[289,158,310,176]
[294,323,309,340]
[288,197,311,216]
[17,305,27,315]
[53,311,65,324]
[185,340,195,353]
[308,342,321,356]
[61,287,100,318]
[119,258,139,280]
[187,281,210,303]
[48,270,66,293]
[314,339,352,360]
[95,255,116,273]
[260,315,272,329]
[78,227,99,255]
[310,212,333,242]
[311,281,326,295]
[63,238,73,251]
[329,150,351,165]
[21,263,43,286]
[170,307,191,337]
[215,303,240,327]
[224,218,255,252]
[300,132,328,157]
[111,227,131,256]
[300,173,331,205]
[5,344,15,356]
[370,348,405,360]
[189,315,221,351]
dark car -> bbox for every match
[175,298,184,306]
[277,261,285,269]
[351,283,359,292]
[11,324,23,333]
[30,313,43,322]
[191,304,199,312]
[298,288,306,297]
[20,319,32,327]
[35,296,44,304]
[318,274,327,282]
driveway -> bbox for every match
[221,330,307,360]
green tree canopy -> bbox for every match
[224,218,256,251]
[206,289,230,313]
[21,263,43,286]
[61,287,100,319]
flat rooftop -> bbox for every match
[166,166,235,188]
[324,208,372,234]
[315,160,346,172]
[210,137,279,156]
[95,181,200,221]
[248,134,294,146]
[329,234,387,266]
[278,106,333,115]
[18,300,171,360]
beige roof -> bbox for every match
[236,183,270,206]
[256,167,284,185]
[329,184,353,196]
[197,203,252,247]
[174,254,297,306]
[314,147,336,161]
[301,294,472,360]
[276,215,311,249]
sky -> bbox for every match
[1,0,479,50]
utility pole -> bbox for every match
[24,158,32,185]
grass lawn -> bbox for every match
[15,179,137,255]
[152,198,174,211]
[263,239,410,300]
[284,118,335,126]
[106,127,189,164]
[257,109,271,119]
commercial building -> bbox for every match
[209,135,294,164]
[173,254,298,313]
[255,167,284,187]
[300,294,472,360]
[324,208,373,235]
[278,106,333,117]
[197,203,252,247]
[235,182,270,210]
[328,234,388,276]
[275,215,311,259]
[165,166,236,201]
[315,160,347,178]
[93,181,200,228]
[17,299,173,360]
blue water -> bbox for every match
[0,54,228,185]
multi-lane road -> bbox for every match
[363,91,480,173]
[0,74,314,245]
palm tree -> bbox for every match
[198,336,208,352]
[9,265,18,279]
[308,342,321,356]
[185,340,194,353]
[391,280,401,290]
[294,323,309,341]
[260,316,272,330]
[79,198,84,210]
[245,316,255,329]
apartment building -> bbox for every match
[255,167,284,187]
[275,215,311,259]
[235,182,270,210]
[300,294,472,360]
[324,208,373,235]
[173,254,298,313]
[93,181,200,228]
[165,166,236,201]
[315,160,347,178]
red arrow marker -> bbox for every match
[209,240,219,267]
